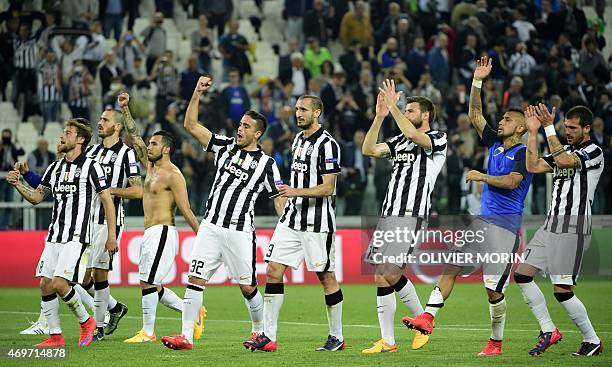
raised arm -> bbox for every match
[184,75,213,147]
[7,170,49,205]
[525,105,554,173]
[467,56,492,138]
[99,189,118,255]
[533,103,579,169]
[118,92,148,166]
[169,171,199,234]
[362,92,392,159]
[379,79,432,150]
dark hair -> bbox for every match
[507,107,525,116]
[245,110,268,138]
[228,67,240,76]
[566,105,594,127]
[320,60,334,74]
[65,118,92,146]
[153,130,176,155]
[106,107,125,132]
[405,96,436,123]
[298,95,324,116]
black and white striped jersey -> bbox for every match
[381,131,447,217]
[280,128,341,233]
[40,152,109,244]
[13,37,37,69]
[542,140,603,234]
[86,140,140,226]
[203,134,282,232]
[38,60,61,102]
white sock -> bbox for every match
[159,287,183,313]
[424,286,444,317]
[108,294,118,310]
[93,281,110,328]
[558,293,599,344]
[263,283,284,342]
[62,287,89,323]
[83,280,95,297]
[142,288,158,336]
[182,284,204,344]
[74,283,94,310]
[377,287,396,345]
[42,294,61,334]
[394,276,424,316]
[518,281,556,332]
[244,289,264,333]
[37,307,47,325]
[489,295,507,341]
[325,290,343,341]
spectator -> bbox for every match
[503,76,525,110]
[218,19,251,80]
[261,137,289,187]
[319,59,335,85]
[199,0,233,39]
[191,15,213,74]
[37,49,62,135]
[458,33,478,88]
[378,37,400,72]
[446,83,469,131]
[303,0,334,45]
[99,51,123,100]
[67,59,92,120]
[284,0,308,45]
[341,130,369,215]
[393,18,418,59]
[428,33,450,89]
[414,72,442,106]
[278,37,301,80]
[508,42,536,77]
[179,54,202,100]
[446,133,465,214]
[320,71,347,122]
[595,91,612,135]
[12,22,43,122]
[339,1,373,53]
[339,39,363,87]
[141,12,167,75]
[0,128,25,229]
[406,36,427,87]
[304,37,332,78]
[27,139,55,176]
[116,31,145,87]
[254,79,283,124]
[82,19,106,78]
[222,68,251,129]
[375,2,402,46]
[100,0,124,41]
[51,35,88,85]
[453,113,478,160]
[352,68,377,121]
[546,0,587,47]
[487,38,508,86]
[503,25,521,56]
[267,105,298,152]
[150,50,178,128]
[60,0,97,29]
[279,52,310,97]
[579,38,607,82]
[200,89,228,135]
[512,5,536,42]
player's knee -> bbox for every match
[39,277,53,292]
[553,290,574,303]
[266,263,285,282]
[239,284,257,297]
[188,276,207,287]
[91,268,108,282]
[514,273,533,284]
[51,277,69,295]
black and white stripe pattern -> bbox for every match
[542,141,603,234]
[13,37,37,69]
[68,72,88,108]
[38,60,61,102]
[86,141,140,226]
[381,131,447,217]
[280,128,341,232]
[155,65,177,97]
[203,134,282,232]
[40,153,109,244]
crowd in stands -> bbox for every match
[0,0,611,229]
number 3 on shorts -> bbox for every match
[265,244,275,258]
[190,260,204,275]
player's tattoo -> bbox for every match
[468,85,487,138]
[16,182,49,204]
[128,175,143,188]
[121,105,148,164]
[380,150,391,159]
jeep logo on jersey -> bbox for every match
[223,161,250,181]
[554,166,576,179]
[394,152,416,164]
[292,161,308,172]
[56,183,78,194]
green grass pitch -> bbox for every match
[0,281,610,366]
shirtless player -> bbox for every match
[116,92,205,343]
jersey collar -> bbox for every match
[302,127,324,142]
[65,150,87,165]
[572,139,592,150]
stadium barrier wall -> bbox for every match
[1,229,609,287]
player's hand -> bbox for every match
[105,238,119,256]
[524,105,541,132]
[465,170,485,183]
[14,161,29,175]
[473,56,492,81]
[118,92,130,108]
[378,79,402,110]
[6,170,20,186]
[534,103,556,127]
[195,75,213,94]
[375,91,389,118]
[278,184,299,198]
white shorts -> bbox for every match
[87,223,124,270]
[524,227,591,286]
[139,225,179,285]
[265,222,336,272]
[189,221,257,285]
[36,241,89,282]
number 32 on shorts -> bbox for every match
[266,244,274,258]
[190,260,204,276]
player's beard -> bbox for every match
[411,115,423,129]
[98,125,115,138]
[58,141,75,153]
[147,151,162,162]
[297,116,314,130]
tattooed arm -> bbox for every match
[110,176,144,199]
[7,170,50,205]
[468,56,493,139]
[117,92,149,166]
